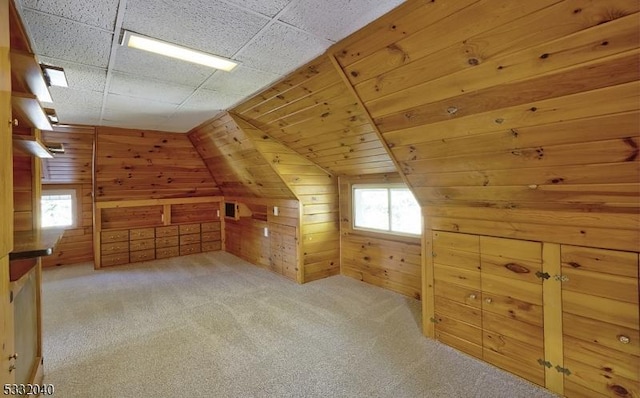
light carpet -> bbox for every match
[41,251,557,398]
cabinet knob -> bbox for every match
[485,298,493,304]
[619,335,631,344]
[8,353,18,360]
[468,294,477,300]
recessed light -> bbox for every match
[121,30,238,72]
[41,65,68,87]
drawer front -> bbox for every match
[101,230,129,242]
[129,238,155,252]
[101,241,129,255]
[201,231,221,242]
[130,249,155,263]
[156,236,179,249]
[180,233,201,245]
[202,241,221,252]
[201,222,221,232]
[179,224,201,235]
[156,246,179,259]
[130,227,155,240]
[156,225,179,238]
[102,253,129,267]
[180,243,201,256]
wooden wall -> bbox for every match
[188,113,295,199]
[41,126,94,267]
[339,173,421,299]
[12,126,35,232]
[329,0,640,252]
[95,126,221,202]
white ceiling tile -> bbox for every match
[236,23,331,75]
[105,93,180,115]
[54,105,102,126]
[109,72,195,105]
[22,9,113,68]
[279,0,404,42]
[123,0,268,58]
[19,0,119,30]
[203,66,281,97]
[39,56,107,93]
[113,46,214,87]
[164,110,223,133]
[224,0,292,17]
[181,89,241,111]
[49,87,104,110]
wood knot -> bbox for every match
[568,262,581,268]
[468,58,479,66]
[608,385,629,396]
[539,53,549,59]
[505,263,530,274]
[350,71,359,78]
[495,118,505,124]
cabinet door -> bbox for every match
[269,231,283,275]
[480,236,545,387]
[0,256,15,385]
[561,246,639,398]
[432,231,482,359]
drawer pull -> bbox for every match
[8,353,18,360]
[619,335,631,344]
[485,298,493,304]
[468,294,477,300]
[9,365,16,372]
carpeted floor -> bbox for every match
[41,251,557,398]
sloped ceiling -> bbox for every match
[14,0,403,132]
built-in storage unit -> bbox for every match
[94,197,224,268]
[429,230,639,397]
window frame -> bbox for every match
[41,187,79,229]
[351,183,422,238]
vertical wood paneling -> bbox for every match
[0,0,12,258]
[95,126,221,202]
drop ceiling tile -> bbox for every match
[279,0,404,42]
[19,0,119,30]
[123,0,269,58]
[164,110,222,133]
[54,105,102,126]
[113,46,214,87]
[39,56,107,93]
[203,66,281,97]
[48,87,104,110]
[104,93,180,116]
[224,0,292,17]
[181,89,242,111]
[22,9,113,68]
[109,72,195,105]
[236,22,331,75]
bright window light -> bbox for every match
[41,189,77,228]
[122,31,238,72]
[353,184,421,236]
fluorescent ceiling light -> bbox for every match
[121,31,238,72]
[41,65,68,87]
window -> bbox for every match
[353,184,421,236]
[41,189,77,228]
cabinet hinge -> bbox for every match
[554,275,569,282]
[537,359,552,368]
[555,365,571,375]
[535,271,550,280]
[9,290,13,303]
[429,317,440,324]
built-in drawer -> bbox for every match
[201,231,221,242]
[102,253,129,267]
[180,243,201,256]
[155,236,179,249]
[179,224,201,235]
[129,238,155,252]
[156,225,179,238]
[101,230,129,242]
[130,249,155,263]
[101,241,129,255]
[130,227,155,240]
[201,222,221,232]
[202,241,221,252]
[156,246,179,259]
[180,233,201,245]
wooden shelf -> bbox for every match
[11,91,52,131]
[10,50,52,103]
[12,134,54,158]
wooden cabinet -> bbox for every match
[560,245,639,398]
[431,230,640,396]
[269,223,298,281]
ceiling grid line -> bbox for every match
[98,0,127,124]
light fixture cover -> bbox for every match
[41,65,68,87]
[121,31,238,72]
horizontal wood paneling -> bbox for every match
[339,174,421,298]
[96,127,221,201]
[330,0,640,252]
[41,125,94,184]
